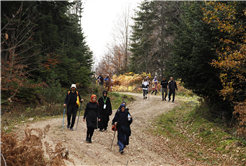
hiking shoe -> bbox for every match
[119,149,124,154]
[67,125,70,129]
[99,129,103,132]
[85,137,89,143]
[162,99,164,101]
[172,101,174,103]
[88,138,92,143]
[70,127,73,131]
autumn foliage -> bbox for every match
[203,2,246,137]
[1,125,74,166]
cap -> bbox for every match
[71,84,77,89]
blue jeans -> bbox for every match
[118,140,125,151]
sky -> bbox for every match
[81,0,143,70]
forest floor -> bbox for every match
[15,93,219,165]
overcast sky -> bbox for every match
[81,0,143,70]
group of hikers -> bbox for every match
[142,76,178,102]
[63,84,132,154]
[97,74,112,91]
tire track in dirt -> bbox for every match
[19,93,181,165]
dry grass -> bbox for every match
[1,125,74,166]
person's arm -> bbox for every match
[108,98,112,115]
[128,112,133,125]
[175,81,178,90]
[63,92,69,107]
[83,103,89,119]
[97,104,101,121]
[78,92,83,102]
[112,110,118,125]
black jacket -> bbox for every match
[168,80,178,90]
[160,80,168,88]
[98,96,112,115]
[112,108,132,136]
[83,102,100,129]
[64,91,81,108]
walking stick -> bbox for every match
[62,108,65,131]
[111,130,116,150]
[76,102,82,130]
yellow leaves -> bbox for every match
[5,32,8,40]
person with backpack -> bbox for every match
[168,77,178,102]
[83,94,100,143]
[160,77,168,101]
[142,78,149,99]
[98,90,112,131]
[105,76,111,91]
[151,76,158,95]
[63,84,84,131]
[112,103,132,154]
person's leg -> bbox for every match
[86,127,90,142]
[104,115,109,130]
[67,105,72,128]
[89,127,94,143]
[162,88,164,100]
[172,90,175,102]
[155,89,157,95]
[164,88,167,100]
[70,106,77,129]
[168,90,171,101]
[143,90,145,98]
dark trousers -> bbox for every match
[161,88,168,100]
[98,114,109,130]
[67,105,77,128]
[143,90,148,98]
[87,127,95,138]
[151,89,157,95]
[168,89,176,102]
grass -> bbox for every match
[151,96,246,165]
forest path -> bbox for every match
[19,93,186,165]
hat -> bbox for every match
[71,84,77,89]
[119,104,126,111]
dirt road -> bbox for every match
[20,93,182,165]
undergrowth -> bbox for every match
[1,125,74,166]
[152,98,246,165]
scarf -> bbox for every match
[90,94,99,105]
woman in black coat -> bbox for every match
[83,94,100,143]
[98,90,112,131]
[112,104,132,154]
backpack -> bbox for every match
[68,91,80,107]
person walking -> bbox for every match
[160,77,168,101]
[99,75,104,85]
[63,84,83,131]
[168,77,178,102]
[83,94,101,143]
[98,90,112,131]
[142,78,149,99]
[151,76,158,95]
[112,104,132,154]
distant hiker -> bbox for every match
[97,75,101,85]
[168,77,178,103]
[98,90,112,131]
[146,76,151,99]
[105,76,111,91]
[112,104,132,154]
[142,78,149,99]
[151,76,158,95]
[99,75,104,85]
[83,94,101,143]
[63,84,83,131]
[160,77,168,101]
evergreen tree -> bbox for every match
[168,2,233,115]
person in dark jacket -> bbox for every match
[63,84,83,131]
[83,94,101,143]
[168,77,178,102]
[112,104,132,154]
[160,77,168,101]
[99,76,104,85]
[98,90,112,131]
